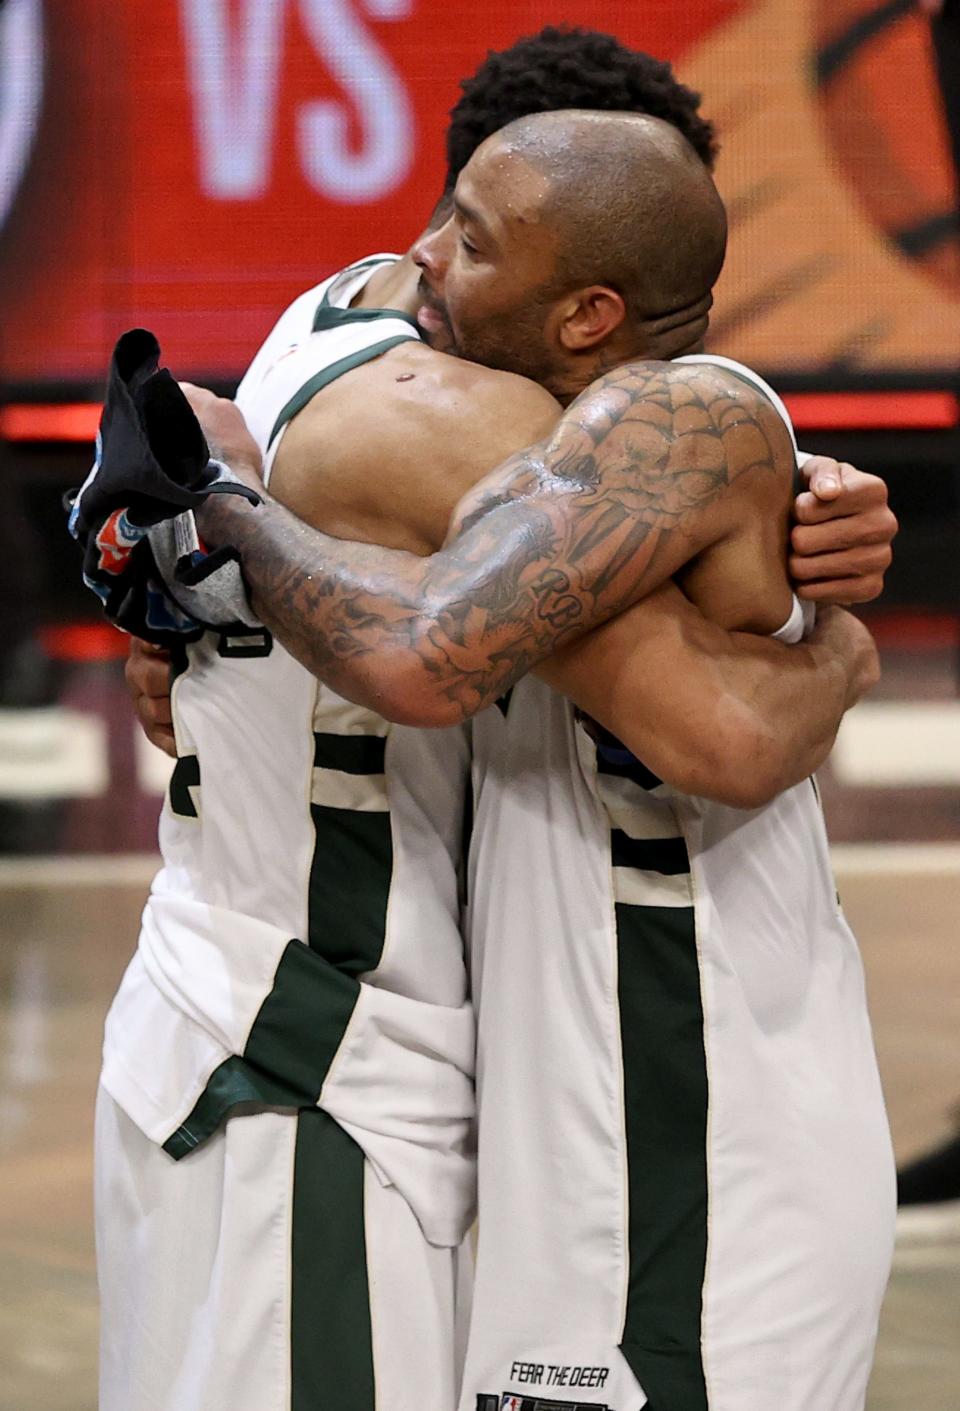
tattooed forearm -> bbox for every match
[198,360,791,725]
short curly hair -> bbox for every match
[445,25,718,190]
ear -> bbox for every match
[554,285,627,352]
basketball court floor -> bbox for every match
[1,627,958,1410]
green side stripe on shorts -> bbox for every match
[291,1110,375,1411]
[162,939,359,1158]
[617,902,709,1411]
[267,334,417,448]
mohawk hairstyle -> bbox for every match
[445,25,718,190]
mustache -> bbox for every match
[416,274,448,320]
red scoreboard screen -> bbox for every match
[0,0,957,389]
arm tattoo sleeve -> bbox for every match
[201,361,786,724]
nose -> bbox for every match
[412,217,454,287]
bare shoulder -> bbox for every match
[365,340,560,433]
[492,358,798,533]
[271,339,561,551]
[561,358,793,465]
[278,340,558,461]
[447,357,797,552]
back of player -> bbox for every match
[96,257,477,1411]
[460,364,895,1411]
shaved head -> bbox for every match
[495,109,727,322]
[414,107,729,398]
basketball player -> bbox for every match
[108,31,895,1411]
[174,112,897,1411]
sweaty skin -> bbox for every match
[133,107,895,797]
[195,354,857,732]
[186,112,891,773]
[178,328,877,808]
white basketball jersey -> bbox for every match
[102,257,478,1248]
[460,361,895,1411]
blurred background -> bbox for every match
[0,1,957,1407]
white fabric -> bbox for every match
[96,1088,470,1411]
[109,880,476,1245]
[98,257,472,1406]
[463,672,895,1411]
[459,357,894,1411]
[235,253,407,482]
[101,256,475,1237]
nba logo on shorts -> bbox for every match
[501,1398,523,1411]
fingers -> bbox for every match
[126,640,172,700]
[791,464,898,608]
[146,723,178,758]
[137,689,173,729]
[791,505,898,556]
[796,578,886,605]
[790,541,892,582]
[792,567,889,605]
[801,456,844,500]
[125,639,176,754]
[178,380,214,405]
[793,466,890,523]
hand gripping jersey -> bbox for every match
[460,360,895,1411]
[97,257,476,1411]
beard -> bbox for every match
[451,300,557,390]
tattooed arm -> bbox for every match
[197,359,795,726]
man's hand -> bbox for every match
[179,383,264,492]
[126,640,176,757]
[789,459,897,603]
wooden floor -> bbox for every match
[0,855,958,1410]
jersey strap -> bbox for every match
[267,323,418,449]
[312,303,420,335]
[266,252,421,448]
[316,252,400,311]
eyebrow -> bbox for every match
[454,192,496,246]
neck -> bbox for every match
[548,319,711,405]
[544,342,640,406]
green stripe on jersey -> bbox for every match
[314,731,386,775]
[610,830,689,875]
[312,304,420,335]
[318,256,397,310]
[291,1110,375,1411]
[617,901,709,1411]
[309,726,393,977]
[169,754,200,819]
[309,803,393,975]
[163,1054,300,1159]
[162,939,360,1158]
[244,938,358,1100]
[267,334,417,448]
